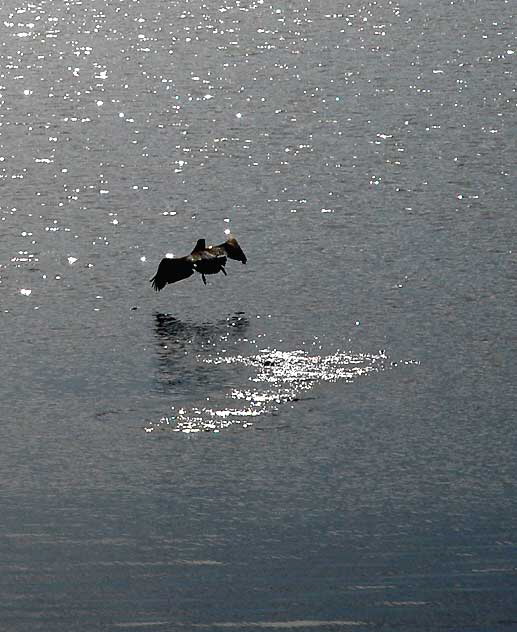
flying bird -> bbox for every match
[150,235,247,291]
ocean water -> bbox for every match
[1,0,516,630]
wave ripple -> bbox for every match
[147,348,390,434]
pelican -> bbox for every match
[150,235,247,291]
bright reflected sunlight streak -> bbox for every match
[145,348,417,434]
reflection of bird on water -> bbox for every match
[154,312,249,349]
[150,235,247,291]
[153,312,249,390]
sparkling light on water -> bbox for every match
[146,348,395,434]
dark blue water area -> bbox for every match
[2,303,517,632]
[2,216,517,630]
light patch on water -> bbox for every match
[112,623,169,629]
[383,601,429,607]
[187,621,367,629]
[120,619,366,629]
[147,348,393,434]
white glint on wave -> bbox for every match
[145,348,409,434]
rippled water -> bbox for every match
[1,0,516,630]
[150,347,397,433]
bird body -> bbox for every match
[150,235,247,291]
[189,239,227,284]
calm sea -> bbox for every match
[1,0,516,630]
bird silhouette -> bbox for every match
[150,235,247,291]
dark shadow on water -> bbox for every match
[152,312,249,393]
[154,311,249,350]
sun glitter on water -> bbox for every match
[145,348,407,434]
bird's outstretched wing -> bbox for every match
[150,256,194,291]
[209,235,247,264]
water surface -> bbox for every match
[1,0,516,630]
